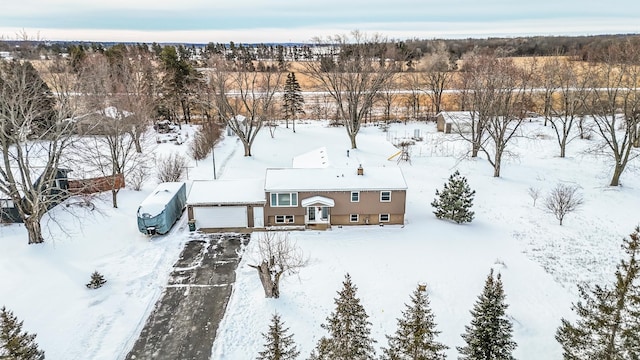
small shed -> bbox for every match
[436,111,476,134]
[137,182,187,235]
[187,179,266,231]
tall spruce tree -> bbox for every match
[309,273,376,360]
[431,170,475,224]
[381,285,448,360]
[282,72,304,132]
[0,307,45,360]
[257,313,300,360]
[0,60,56,136]
[457,270,516,360]
[556,226,640,360]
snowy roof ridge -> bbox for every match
[265,166,407,192]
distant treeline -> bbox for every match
[1,33,639,63]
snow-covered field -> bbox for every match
[1,119,638,359]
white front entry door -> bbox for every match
[253,207,264,228]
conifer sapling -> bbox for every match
[257,313,299,360]
[431,170,475,223]
[458,269,516,360]
[309,273,376,360]
[556,226,640,359]
[381,284,448,360]
[86,271,107,289]
[0,306,45,360]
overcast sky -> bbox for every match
[1,1,639,43]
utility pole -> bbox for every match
[212,145,217,180]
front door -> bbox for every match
[307,206,329,223]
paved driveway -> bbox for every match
[126,233,250,360]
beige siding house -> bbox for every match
[264,166,407,229]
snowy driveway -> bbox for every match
[125,233,250,360]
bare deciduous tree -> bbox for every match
[128,159,151,191]
[583,40,640,186]
[458,54,533,176]
[189,119,222,161]
[156,153,188,183]
[209,57,282,156]
[108,45,156,154]
[377,73,399,123]
[456,53,491,158]
[0,59,80,244]
[540,56,590,157]
[402,72,422,120]
[76,53,147,208]
[544,183,584,225]
[249,232,307,299]
[303,31,399,149]
[421,41,454,116]
[528,186,541,207]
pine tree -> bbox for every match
[86,271,107,289]
[0,307,45,360]
[282,72,305,132]
[457,270,516,360]
[257,313,300,360]
[556,226,640,360]
[309,273,376,360]
[381,285,448,360]
[0,60,56,136]
[431,170,475,224]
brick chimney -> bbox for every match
[357,164,364,176]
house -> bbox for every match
[186,179,266,231]
[264,165,407,230]
[0,168,72,223]
[73,106,134,136]
[436,111,477,134]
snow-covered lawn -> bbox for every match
[1,119,638,359]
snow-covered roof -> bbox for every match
[301,196,335,207]
[137,182,185,218]
[438,111,477,125]
[292,147,330,168]
[103,106,133,119]
[187,179,266,205]
[264,166,407,192]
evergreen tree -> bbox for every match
[0,307,45,360]
[381,285,448,360]
[309,273,376,360]
[86,271,107,289]
[431,170,475,224]
[0,60,56,136]
[282,72,305,132]
[257,313,299,360]
[457,270,516,360]
[556,226,640,360]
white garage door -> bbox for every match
[193,206,248,228]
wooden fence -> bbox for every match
[67,173,125,194]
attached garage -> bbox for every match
[192,206,248,228]
[186,179,266,232]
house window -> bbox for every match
[275,215,295,224]
[351,191,360,202]
[270,192,298,207]
[379,214,390,222]
[350,214,359,222]
[380,191,391,202]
